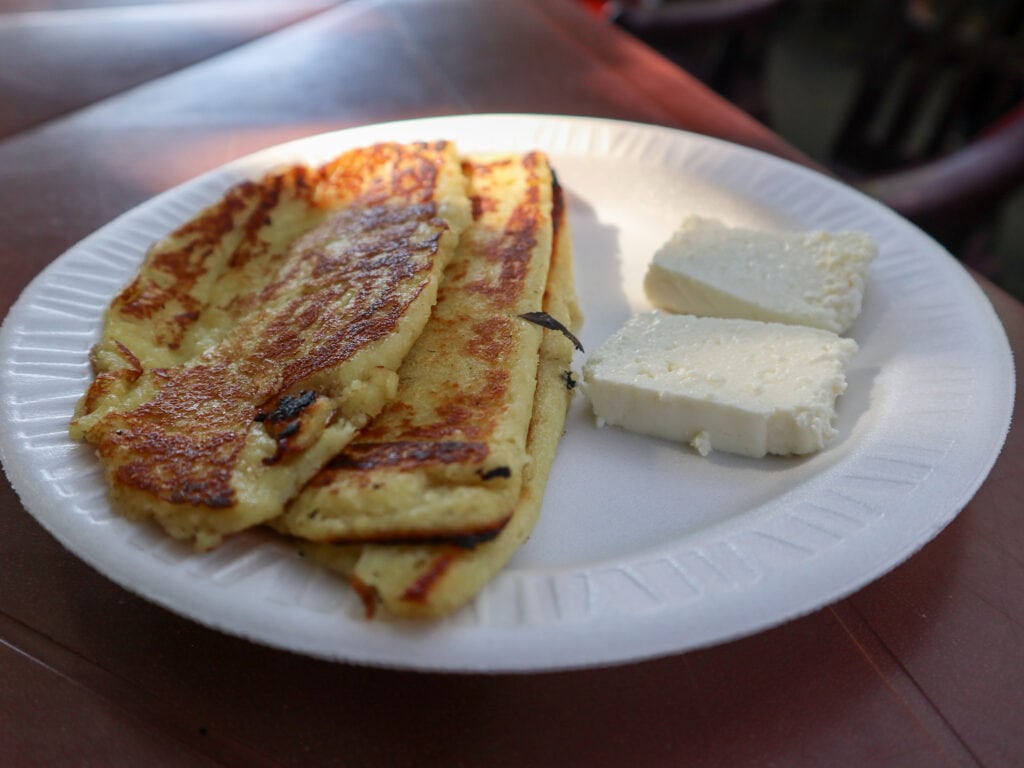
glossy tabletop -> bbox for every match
[0,1,1021,765]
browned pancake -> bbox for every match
[298,179,581,618]
[70,141,471,549]
[273,152,557,545]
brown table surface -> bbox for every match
[1,1,1020,765]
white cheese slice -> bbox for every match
[582,312,858,458]
[643,216,877,334]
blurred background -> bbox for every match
[584,0,1024,302]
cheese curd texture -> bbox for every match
[643,216,876,334]
[582,312,858,458]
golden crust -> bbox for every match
[300,176,580,618]
[275,152,556,544]
[70,141,471,549]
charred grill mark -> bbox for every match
[551,169,564,237]
[330,517,509,549]
[81,339,145,412]
[321,440,490,474]
[321,141,446,208]
[113,340,143,374]
[463,188,540,301]
[115,185,248,322]
[354,362,509,446]
[254,204,445,392]
[347,315,517,447]
[256,390,317,423]
[113,167,323,352]
[463,158,511,219]
[461,154,546,305]
[478,465,511,480]
[469,194,493,220]
[464,315,513,362]
[428,368,509,441]
[161,309,201,350]
[228,168,315,269]
[543,176,566,313]
[350,575,378,619]
[401,549,462,604]
[462,157,514,176]
[257,391,330,466]
[101,362,254,508]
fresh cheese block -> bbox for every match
[582,312,858,458]
[643,216,877,334]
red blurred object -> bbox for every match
[576,0,620,19]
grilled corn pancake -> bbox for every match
[275,152,557,545]
[299,178,580,618]
[70,141,471,550]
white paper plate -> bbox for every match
[0,115,1014,672]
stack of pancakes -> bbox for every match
[70,141,580,619]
